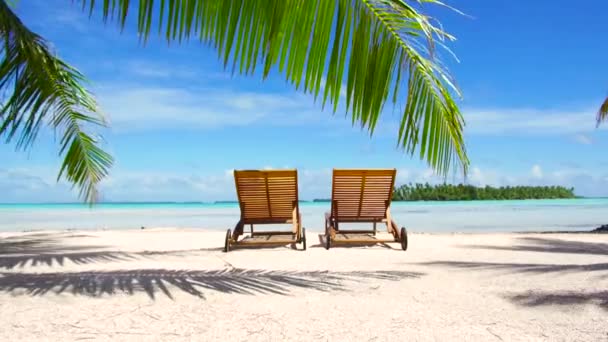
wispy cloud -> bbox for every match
[2,165,607,203]
[573,133,594,145]
[464,106,605,135]
[531,164,543,179]
[0,168,74,203]
[124,61,230,80]
[101,168,335,202]
[127,62,191,79]
[22,2,90,33]
[343,104,608,143]
[96,84,346,132]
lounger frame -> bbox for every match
[324,169,407,250]
[224,169,306,252]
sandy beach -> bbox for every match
[0,229,605,341]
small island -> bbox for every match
[392,183,576,201]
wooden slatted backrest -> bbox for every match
[331,169,396,221]
[234,170,299,223]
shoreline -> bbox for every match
[2,199,606,234]
[2,226,606,235]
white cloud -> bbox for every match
[396,169,410,184]
[2,165,608,203]
[0,168,75,203]
[101,168,335,202]
[348,104,608,143]
[24,3,90,33]
[99,171,235,202]
[573,133,594,145]
[96,84,344,132]
[124,61,231,80]
[467,167,504,186]
[531,165,543,179]
[464,106,605,135]
[127,62,185,79]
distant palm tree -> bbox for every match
[0,0,468,203]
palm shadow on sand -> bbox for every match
[421,260,608,310]
[0,233,424,299]
[507,290,608,311]
[421,236,608,311]
[0,232,224,269]
[0,233,135,269]
[462,237,608,256]
[0,268,424,299]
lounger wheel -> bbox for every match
[301,228,307,251]
[400,227,408,251]
[224,229,231,253]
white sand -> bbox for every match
[0,228,606,341]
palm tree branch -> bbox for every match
[81,0,468,174]
[598,96,608,127]
[362,0,466,174]
[78,0,469,176]
[0,0,113,203]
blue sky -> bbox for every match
[1,0,608,202]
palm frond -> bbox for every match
[598,96,608,127]
[79,0,468,175]
[0,1,112,203]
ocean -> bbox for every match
[0,199,606,233]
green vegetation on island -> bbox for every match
[392,183,576,201]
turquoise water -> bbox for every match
[0,199,606,232]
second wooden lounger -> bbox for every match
[224,169,306,252]
[324,169,408,251]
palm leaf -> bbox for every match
[0,1,113,203]
[598,96,608,127]
[79,0,469,175]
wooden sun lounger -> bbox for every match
[324,169,408,250]
[224,169,306,252]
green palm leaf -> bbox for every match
[0,1,112,203]
[79,0,469,175]
[1,0,469,205]
[598,96,608,127]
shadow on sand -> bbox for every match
[463,237,608,256]
[421,235,608,311]
[308,234,396,249]
[0,233,424,299]
[420,260,608,277]
[0,233,136,269]
[0,233,224,269]
[422,260,608,310]
[506,290,608,311]
[0,268,424,299]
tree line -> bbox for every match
[392,183,576,201]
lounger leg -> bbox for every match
[390,220,399,241]
[324,215,335,236]
[232,220,245,240]
[325,226,334,250]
